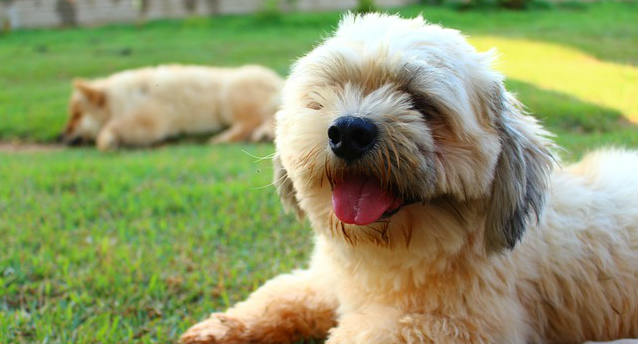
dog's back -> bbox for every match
[65,64,283,149]
[104,65,257,134]
[515,149,638,343]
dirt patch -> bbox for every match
[0,142,65,153]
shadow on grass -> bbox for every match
[507,78,637,160]
[508,79,632,132]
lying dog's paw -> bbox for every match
[179,313,246,344]
[96,129,118,151]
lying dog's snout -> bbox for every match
[328,116,377,161]
[62,136,84,146]
[69,137,83,146]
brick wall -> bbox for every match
[0,0,418,29]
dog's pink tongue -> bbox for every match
[332,175,396,225]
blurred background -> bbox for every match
[1,0,636,343]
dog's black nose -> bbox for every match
[328,116,377,161]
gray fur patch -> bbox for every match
[485,100,554,252]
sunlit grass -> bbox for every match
[471,36,638,122]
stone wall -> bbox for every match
[0,0,418,29]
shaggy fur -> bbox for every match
[181,14,638,344]
[61,64,282,150]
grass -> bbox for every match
[0,145,309,343]
[1,2,637,343]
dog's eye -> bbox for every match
[306,101,323,110]
[410,94,434,120]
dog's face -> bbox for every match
[275,14,554,253]
[61,79,109,145]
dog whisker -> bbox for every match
[253,171,289,190]
[241,149,276,162]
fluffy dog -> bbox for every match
[61,64,282,150]
[181,14,638,344]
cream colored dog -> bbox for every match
[61,64,282,150]
[181,14,638,344]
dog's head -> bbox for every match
[274,14,555,253]
[60,79,110,145]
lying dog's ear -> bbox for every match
[73,79,106,107]
[485,88,554,253]
[273,154,305,220]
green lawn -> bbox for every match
[0,145,310,343]
[1,2,637,343]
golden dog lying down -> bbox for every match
[61,64,282,150]
[181,14,637,344]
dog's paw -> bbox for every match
[208,135,227,145]
[96,130,118,151]
[249,124,274,142]
[179,314,246,344]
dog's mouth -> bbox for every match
[331,174,413,225]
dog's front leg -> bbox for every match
[180,269,338,344]
[96,123,119,151]
[327,307,497,344]
[325,305,404,344]
[209,123,256,144]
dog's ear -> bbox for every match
[73,79,106,107]
[484,88,554,253]
[273,154,305,220]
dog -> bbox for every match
[180,14,638,344]
[60,64,282,150]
